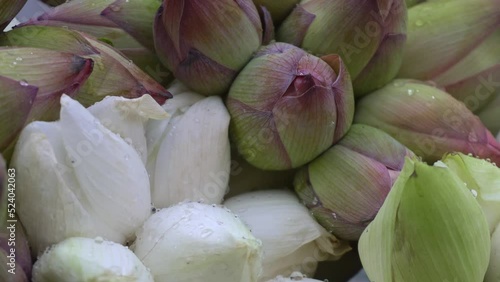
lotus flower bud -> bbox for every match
[133,202,263,282]
[277,0,407,96]
[359,158,491,282]
[355,79,500,164]
[398,0,499,81]
[0,154,32,281]
[224,190,351,281]
[439,153,500,282]
[0,0,26,29]
[295,125,416,240]
[11,95,153,256]
[0,26,171,106]
[146,84,231,208]
[438,29,500,135]
[252,0,300,25]
[154,0,265,96]
[33,237,153,282]
[228,43,354,170]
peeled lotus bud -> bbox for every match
[267,272,324,282]
[277,0,407,96]
[0,0,26,29]
[224,190,351,281]
[0,26,171,106]
[252,0,300,25]
[146,84,231,208]
[355,79,500,164]
[398,0,499,81]
[154,0,265,96]
[359,158,491,282]
[0,154,32,281]
[33,237,153,282]
[228,43,354,170]
[295,124,416,240]
[11,95,153,256]
[435,30,500,135]
[439,153,500,281]
[133,202,263,282]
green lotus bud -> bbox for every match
[0,26,171,106]
[0,0,26,29]
[0,154,32,281]
[277,0,407,96]
[295,125,416,240]
[252,0,300,25]
[359,158,491,282]
[227,43,355,170]
[426,30,500,134]
[440,153,500,281]
[355,79,500,164]
[398,0,500,80]
[154,0,265,96]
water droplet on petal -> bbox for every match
[19,80,29,87]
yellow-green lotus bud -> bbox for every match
[33,237,153,282]
[359,158,491,282]
[440,153,500,281]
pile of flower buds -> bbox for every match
[0,0,499,281]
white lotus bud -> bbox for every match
[132,202,263,282]
[147,89,231,208]
[33,237,153,282]
[224,190,351,281]
[11,95,152,256]
[88,95,168,164]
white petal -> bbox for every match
[152,96,231,207]
[133,202,262,282]
[224,190,349,281]
[88,95,168,164]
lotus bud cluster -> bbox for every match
[224,190,351,281]
[359,158,491,282]
[295,124,416,240]
[11,95,167,256]
[228,43,354,170]
[32,237,153,282]
[399,0,500,133]
[355,79,500,164]
[132,202,263,282]
[154,0,268,96]
[146,82,231,208]
[277,0,407,96]
[440,153,500,282]
[0,0,26,29]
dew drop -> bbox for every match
[471,189,478,198]
[16,57,22,61]
[94,236,104,243]
[407,89,414,96]
[431,96,436,100]
[19,80,29,87]
[415,20,424,27]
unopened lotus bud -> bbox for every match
[228,43,354,170]
[133,202,263,282]
[427,30,500,134]
[359,158,491,282]
[11,95,152,256]
[0,154,32,281]
[33,237,153,282]
[295,124,416,240]
[0,0,26,29]
[147,85,231,208]
[398,0,500,81]
[439,153,500,282]
[277,0,407,96]
[0,26,171,106]
[224,190,351,281]
[355,79,500,164]
[154,0,265,96]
